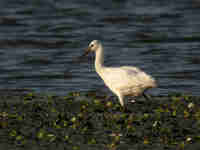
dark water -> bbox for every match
[0,0,200,96]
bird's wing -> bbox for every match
[120,66,157,88]
[120,66,142,76]
[100,66,142,88]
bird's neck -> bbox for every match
[95,44,104,74]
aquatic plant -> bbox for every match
[0,91,200,150]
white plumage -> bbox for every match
[84,40,157,107]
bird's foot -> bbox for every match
[120,106,131,113]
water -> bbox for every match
[0,0,200,96]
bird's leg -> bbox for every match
[117,94,124,107]
[117,93,131,112]
[142,90,153,106]
[130,99,136,103]
[120,106,131,113]
[120,106,126,112]
[143,92,151,101]
[127,95,136,103]
[142,88,152,101]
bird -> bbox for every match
[83,40,157,107]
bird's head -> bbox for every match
[84,40,100,56]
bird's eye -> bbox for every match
[90,44,94,47]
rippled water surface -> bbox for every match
[0,0,200,96]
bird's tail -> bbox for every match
[150,78,157,88]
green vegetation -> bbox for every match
[0,91,200,150]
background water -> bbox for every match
[0,0,200,96]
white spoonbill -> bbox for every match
[84,40,157,107]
